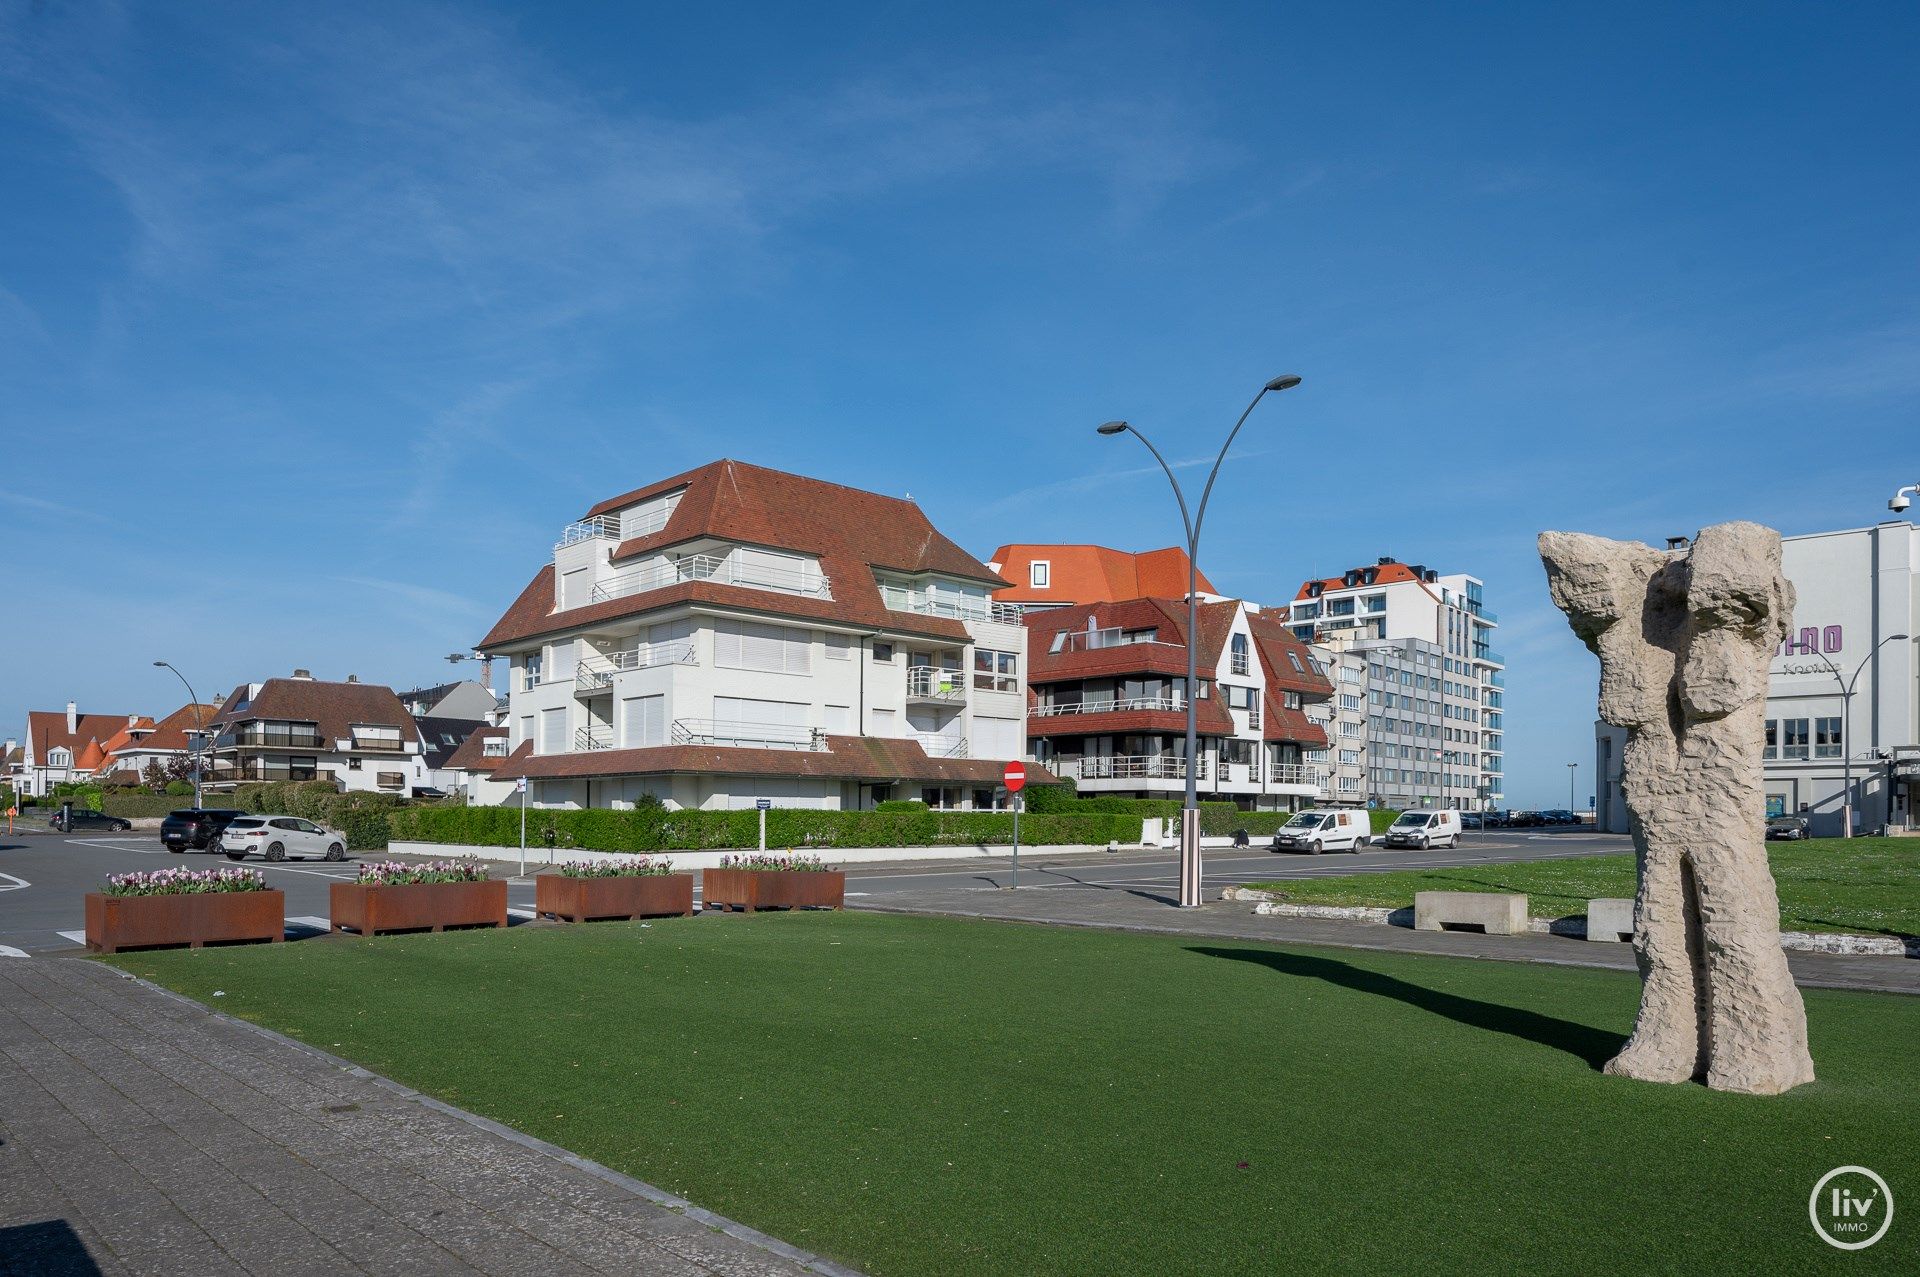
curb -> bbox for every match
[103,965,864,1277]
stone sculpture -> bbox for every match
[1539,521,1814,1095]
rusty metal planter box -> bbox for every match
[85,890,285,954]
[701,869,845,913]
[329,879,508,936]
[535,873,694,922]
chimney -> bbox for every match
[292,668,313,680]
[346,674,359,684]
[67,701,77,733]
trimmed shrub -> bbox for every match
[389,805,1140,853]
[102,793,205,819]
[1370,809,1402,834]
[874,799,929,813]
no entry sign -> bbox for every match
[1003,761,1026,793]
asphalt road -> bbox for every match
[0,828,1630,955]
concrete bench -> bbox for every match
[1586,897,1635,943]
[1413,891,1528,936]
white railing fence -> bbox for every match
[555,514,621,550]
[1031,694,1183,717]
[574,642,700,691]
[671,718,824,752]
[906,666,967,700]
[591,555,831,604]
[880,585,1024,626]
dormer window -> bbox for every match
[1030,560,1050,589]
[1230,634,1250,677]
[49,749,70,767]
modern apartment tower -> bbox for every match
[1289,558,1504,810]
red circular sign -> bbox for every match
[1003,761,1026,792]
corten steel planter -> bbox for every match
[329,879,508,936]
[701,868,845,913]
[536,873,694,922]
[85,890,285,954]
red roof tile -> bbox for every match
[27,712,135,762]
[113,704,219,756]
[1293,560,1435,601]
[988,544,1217,605]
[480,460,1003,650]
[444,726,510,774]
[493,734,1050,788]
[210,678,421,746]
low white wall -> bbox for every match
[387,839,1137,870]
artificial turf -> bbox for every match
[1246,836,1920,938]
[108,912,1917,1275]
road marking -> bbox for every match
[0,872,29,892]
[0,945,28,958]
[506,907,537,919]
[844,891,870,897]
[67,839,164,854]
[56,930,86,945]
[287,915,332,930]
[248,863,358,881]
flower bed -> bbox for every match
[702,854,845,913]
[536,857,692,922]
[86,868,282,953]
[330,860,505,936]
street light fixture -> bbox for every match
[1096,373,1302,908]
[1815,633,1910,837]
[1567,761,1578,816]
[152,661,206,809]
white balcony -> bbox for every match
[910,730,968,759]
[671,718,824,752]
[592,554,831,604]
[574,642,700,694]
[574,724,613,751]
[880,585,1023,626]
[1073,754,1206,782]
[556,515,622,551]
[906,666,966,704]
[1031,695,1183,718]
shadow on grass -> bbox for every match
[1187,945,1627,1069]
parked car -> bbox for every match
[51,807,134,833]
[1459,812,1484,830]
[218,816,348,862]
[1539,809,1576,826]
[1506,810,1544,828]
[160,808,249,852]
[1766,814,1810,841]
[1381,810,1463,850]
[1271,809,1370,854]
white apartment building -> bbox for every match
[1596,519,1919,836]
[1307,643,1370,805]
[203,673,434,795]
[1289,557,1504,810]
[479,460,1038,810]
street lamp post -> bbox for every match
[1567,762,1577,816]
[152,661,206,809]
[1098,373,1302,908]
[1817,633,1910,838]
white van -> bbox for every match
[1381,809,1462,850]
[1270,809,1370,854]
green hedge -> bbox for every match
[1371,809,1402,834]
[388,805,1140,853]
[101,793,202,819]
[215,780,421,851]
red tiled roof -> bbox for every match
[1293,560,1433,601]
[113,703,219,756]
[493,734,1050,788]
[27,711,135,762]
[444,726,510,774]
[988,544,1217,605]
[74,739,108,772]
[210,678,422,746]
[1026,704,1234,739]
[481,460,1004,650]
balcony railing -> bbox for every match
[1268,762,1328,788]
[555,514,621,550]
[910,731,969,759]
[1032,695,1183,718]
[879,585,1024,626]
[1052,627,1180,653]
[574,724,613,752]
[205,763,319,784]
[671,718,825,752]
[1073,754,1206,781]
[591,554,831,604]
[347,735,409,753]
[215,728,324,750]
[574,642,700,692]
[1474,649,1506,667]
[906,666,966,702]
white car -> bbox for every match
[1270,809,1371,854]
[218,815,348,862]
[1381,809,1463,850]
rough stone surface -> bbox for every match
[1586,898,1636,943]
[1539,521,1815,1094]
[1412,891,1528,935]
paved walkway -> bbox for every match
[852,884,1920,996]
[0,959,845,1277]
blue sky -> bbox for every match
[3,2,1916,806]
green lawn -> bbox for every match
[109,914,1918,1275]
[1246,837,1920,938]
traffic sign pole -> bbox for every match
[1002,761,1027,890]
[757,797,771,852]
[517,776,529,875]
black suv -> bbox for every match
[160,808,248,852]
[52,808,134,833]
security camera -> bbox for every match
[1894,492,1913,513]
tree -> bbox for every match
[143,760,170,791]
